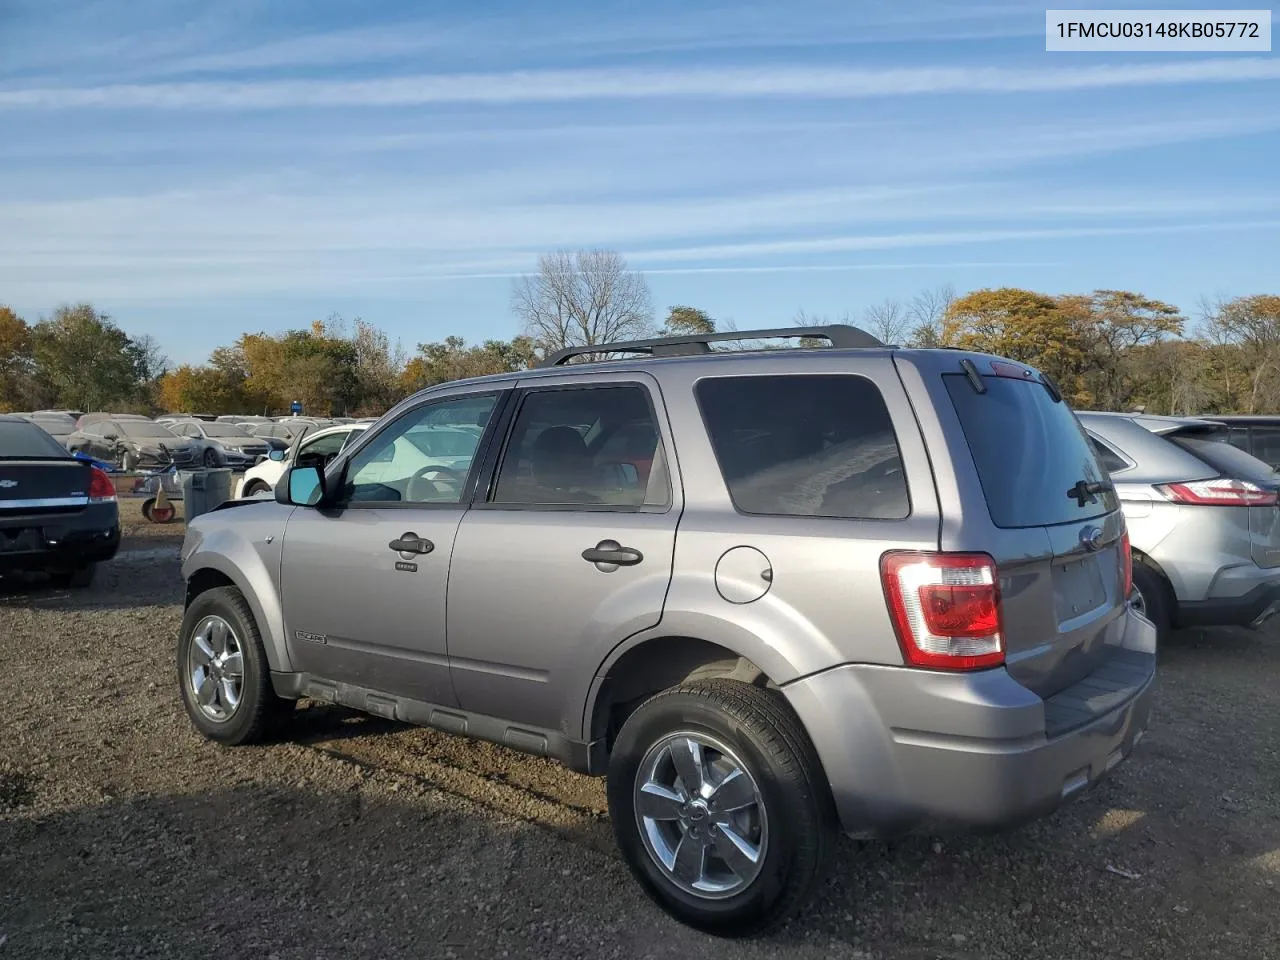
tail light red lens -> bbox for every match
[1120,529,1133,598]
[1157,478,1278,507]
[880,551,1004,671]
[88,466,117,503]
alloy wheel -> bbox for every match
[186,615,245,722]
[634,731,768,899]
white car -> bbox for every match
[236,423,368,498]
[234,421,486,498]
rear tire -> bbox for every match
[607,679,836,937]
[1131,561,1172,641]
[177,585,288,745]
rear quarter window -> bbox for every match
[944,374,1118,528]
[1169,431,1278,484]
[695,374,910,520]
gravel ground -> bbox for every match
[2,500,1279,959]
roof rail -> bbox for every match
[538,324,885,367]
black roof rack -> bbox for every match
[539,324,885,368]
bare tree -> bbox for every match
[862,298,909,345]
[906,284,956,347]
[512,250,655,355]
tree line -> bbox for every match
[2,250,1278,418]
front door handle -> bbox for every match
[582,540,644,567]
[389,533,435,555]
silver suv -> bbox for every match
[177,326,1156,936]
[1078,412,1280,639]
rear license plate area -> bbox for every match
[1053,556,1108,623]
[0,527,41,553]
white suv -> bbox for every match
[235,423,368,498]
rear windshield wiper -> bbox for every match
[1066,478,1113,507]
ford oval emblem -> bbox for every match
[1080,526,1103,551]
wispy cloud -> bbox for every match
[4,58,1279,110]
[636,219,1280,264]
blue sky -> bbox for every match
[1,0,1278,364]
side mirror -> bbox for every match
[104,434,118,442]
[276,464,325,506]
[268,449,286,462]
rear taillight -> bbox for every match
[1121,529,1133,598]
[1157,478,1278,507]
[88,467,117,503]
[880,551,1004,671]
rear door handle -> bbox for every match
[582,540,643,567]
[389,533,435,555]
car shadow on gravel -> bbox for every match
[0,783,721,960]
[2,778,1275,960]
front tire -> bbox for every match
[177,585,287,745]
[243,480,270,497]
[607,679,836,937]
[203,448,220,468]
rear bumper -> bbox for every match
[1177,578,1280,628]
[0,505,121,573]
[783,608,1157,836]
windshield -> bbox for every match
[120,422,181,439]
[945,373,1118,528]
[28,415,75,430]
[0,420,72,458]
[200,423,251,438]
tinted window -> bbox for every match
[696,374,909,519]
[945,374,1117,528]
[0,420,71,458]
[1088,436,1130,474]
[345,394,497,504]
[493,385,667,508]
[1227,425,1251,452]
[1169,430,1278,484]
[1248,426,1280,467]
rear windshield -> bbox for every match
[0,420,73,459]
[1169,430,1278,484]
[944,374,1118,528]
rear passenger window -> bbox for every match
[492,385,668,509]
[695,374,910,519]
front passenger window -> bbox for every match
[343,394,498,504]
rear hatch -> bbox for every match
[1162,424,1280,569]
[943,365,1128,699]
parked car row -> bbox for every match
[5,410,373,472]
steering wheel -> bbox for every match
[406,465,464,502]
